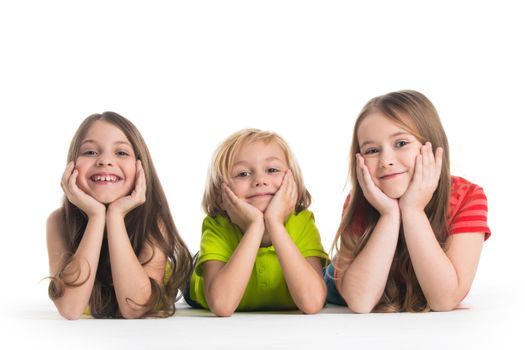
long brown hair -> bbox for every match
[202,128,311,217]
[331,90,451,312]
[48,112,192,318]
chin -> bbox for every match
[382,187,407,199]
[94,195,119,204]
[248,201,269,213]
[256,205,269,213]
[92,190,130,204]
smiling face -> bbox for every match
[75,120,137,204]
[357,112,423,199]
[228,141,288,212]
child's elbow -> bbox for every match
[209,303,235,317]
[347,303,374,314]
[428,299,459,312]
[120,308,146,319]
[57,305,84,320]
[207,296,236,317]
[298,292,326,315]
[345,295,376,314]
[427,291,464,312]
[300,301,324,315]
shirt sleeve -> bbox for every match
[195,216,237,276]
[290,210,329,264]
[449,184,491,240]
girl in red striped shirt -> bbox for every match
[326,90,490,312]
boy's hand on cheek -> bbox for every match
[108,160,147,217]
[221,183,263,233]
[399,143,443,212]
[61,161,105,218]
[356,154,399,216]
[264,170,297,224]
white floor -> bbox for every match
[3,283,523,350]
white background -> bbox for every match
[0,0,523,346]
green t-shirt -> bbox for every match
[189,210,329,311]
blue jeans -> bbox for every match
[323,262,347,306]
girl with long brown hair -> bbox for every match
[47,112,192,319]
[325,90,491,313]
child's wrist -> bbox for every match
[379,210,400,221]
[263,215,285,227]
[87,207,106,219]
[399,204,426,215]
[246,218,264,233]
[87,211,106,225]
[398,199,425,213]
[378,204,400,217]
[106,205,126,219]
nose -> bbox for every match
[96,154,114,167]
[379,149,395,168]
[253,173,268,187]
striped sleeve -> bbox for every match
[449,179,491,240]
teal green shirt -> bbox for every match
[189,210,328,311]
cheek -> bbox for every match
[123,161,137,179]
[74,159,90,185]
[74,158,89,173]
[274,173,286,187]
[228,181,247,198]
[404,152,419,173]
[363,159,377,176]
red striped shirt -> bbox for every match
[447,176,491,240]
[342,176,491,240]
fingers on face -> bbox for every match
[285,170,296,194]
[286,171,298,203]
[414,154,423,182]
[434,147,444,181]
[135,160,147,193]
[421,142,443,181]
[61,161,75,188]
[355,154,366,187]
[221,183,236,209]
[356,154,374,188]
[421,142,430,169]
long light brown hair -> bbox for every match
[331,90,451,312]
[202,128,311,217]
[48,112,192,318]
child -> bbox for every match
[184,129,328,316]
[325,90,490,313]
[47,112,192,319]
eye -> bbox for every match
[82,150,98,156]
[267,167,280,174]
[116,150,130,157]
[234,171,251,178]
[363,147,379,155]
[395,140,409,148]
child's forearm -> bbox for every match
[105,210,160,319]
[265,220,326,314]
[204,221,264,317]
[339,213,400,313]
[50,214,105,320]
[401,209,470,311]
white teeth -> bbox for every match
[92,175,118,182]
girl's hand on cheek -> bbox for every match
[221,183,263,233]
[264,170,297,224]
[399,143,443,212]
[108,160,147,217]
[61,161,105,218]
[356,154,399,216]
